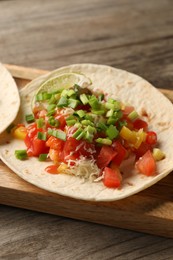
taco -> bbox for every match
[0,64,173,201]
[0,63,20,133]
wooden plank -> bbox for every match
[1,0,173,89]
[4,64,48,80]
[0,64,173,238]
[5,63,173,100]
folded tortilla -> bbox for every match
[0,63,20,133]
[0,64,173,201]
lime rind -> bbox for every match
[32,72,92,108]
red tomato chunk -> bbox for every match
[135,150,156,176]
[96,145,117,169]
[103,167,122,188]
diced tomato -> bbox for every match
[62,137,81,163]
[24,134,32,149]
[46,136,64,150]
[103,166,122,188]
[32,104,45,118]
[24,124,49,157]
[122,106,134,116]
[133,118,148,130]
[77,141,95,158]
[38,109,47,118]
[146,131,157,145]
[28,135,49,157]
[55,115,66,130]
[96,145,117,169]
[112,141,127,166]
[134,142,151,159]
[45,165,59,174]
[135,150,156,176]
[62,137,95,163]
[27,123,38,138]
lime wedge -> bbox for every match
[37,72,91,94]
[32,72,92,108]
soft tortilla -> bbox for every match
[0,64,173,201]
[0,63,20,133]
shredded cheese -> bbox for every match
[65,156,100,182]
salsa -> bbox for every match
[13,83,165,189]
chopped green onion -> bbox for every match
[48,128,66,141]
[84,114,93,121]
[96,138,112,145]
[38,153,48,161]
[36,118,44,128]
[106,109,114,118]
[97,122,107,131]
[113,101,121,110]
[66,115,76,121]
[67,89,75,97]
[81,120,94,126]
[66,116,77,126]
[105,102,115,110]
[76,131,85,140]
[75,110,86,118]
[84,131,94,142]
[98,94,104,102]
[114,110,123,119]
[118,120,127,128]
[106,125,119,140]
[48,117,60,127]
[25,114,35,123]
[86,125,96,134]
[68,98,80,109]
[36,92,52,101]
[57,96,68,107]
[37,132,47,141]
[15,150,28,160]
[107,117,118,125]
[72,128,84,140]
[81,119,94,126]
[80,94,89,105]
[107,98,115,104]
[91,109,105,115]
[48,95,57,105]
[47,104,56,112]
[61,89,69,97]
[74,122,82,128]
[89,95,100,109]
[66,119,77,126]
[46,110,55,116]
[105,100,121,110]
[128,110,139,121]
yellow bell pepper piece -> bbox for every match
[13,126,27,140]
[120,126,146,149]
[57,163,68,173]
[133,130,146,149]
[120,126,136,143]
[152,148,165,161]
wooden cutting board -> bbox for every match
[1,64,173,238]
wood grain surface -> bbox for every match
[2,64,173,239]
[1,0,173,259]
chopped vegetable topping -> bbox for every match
[13,77,164,189]
[15,150,28,160]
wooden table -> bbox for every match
[0,0,173,259]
